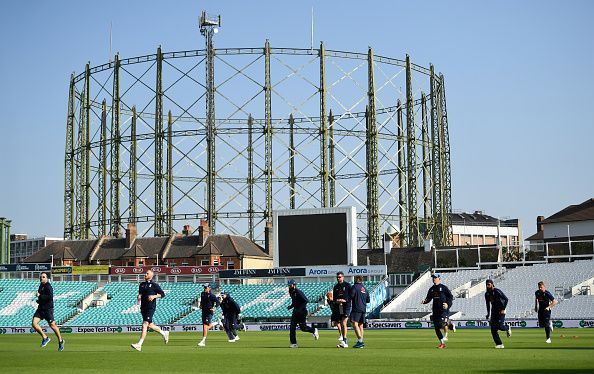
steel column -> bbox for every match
[397,99,406,246]
[430,65,444,246]
[129,107,137,224]
[328,110,336,207]
[319,42,329,207]
[111,54,121,237]
[206,30,217,233]
[366,48,380,249]
[289,114,296,209]
[167,111,173,234]
[247,114,254,241]
[154,47,164,236]
[405,55,419,246]
[99,100,108,236]
[264,40,273,221]
[421,93,431,237]
[83,63,91,239]
[63,74,75,240]
[439,74,453,245]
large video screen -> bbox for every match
[273,207,356,267]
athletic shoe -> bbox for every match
[338,336,344,341]
[495,344,504,349]
[162,331,169,344]
[41,337,51,347]
[438,343,446,349]
[234,336,240,341]
[545,338,551,344]
[442,336,449,342]
[338,340,348,348]
[313,328,319,340]
[228,339,236,343]
[198,340,206,347]
[289,344,298,348]
[506,325,512,338]
[353,341,364,348]
[131,343,142,352]
[58,340,64,352]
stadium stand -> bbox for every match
[381,260,594,320]
[0,279,96,326]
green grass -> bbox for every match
[0,329,593,373]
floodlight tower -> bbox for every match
[200,11,221,233]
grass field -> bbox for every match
[0,329,593,373]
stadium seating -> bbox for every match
[382,260,594,320]
[0,279,96,326]
[66,282,202,326]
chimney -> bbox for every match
[264,221,273,255]
[198,220,209,246]
[125,223,137,248]
[182,225,191,236]
[536,216,544,233]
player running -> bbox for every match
[349,275,370,348]
[485,279,511,348]
[535,281,557,344]
[287,279,319,348]
[198,283,220,347]
[422,273,454,349]
[131,270,169,351]
[333,271,352,348]
[220,291,242,342]
[32,272,65,351]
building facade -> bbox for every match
[449,212,521,247]
[10,235,63,264]
[527,198,594,246]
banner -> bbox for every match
[0,263,51,272]
[109,265,224,276]
[50,266,72,274]
[0,319,592,334]
[218,267,306,279]
[71,265,110,275]
[304,265,387,277]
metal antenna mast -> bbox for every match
[200,11,221,234]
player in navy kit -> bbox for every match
[485,279,511,348]
[535,281,557,343]
[131,270,169,351]
[198,283,220,347]
[349,275,370,348]
[333,271,352,347]
[287,279,319,348]
[422,273,454,349]
[32,272,64,351]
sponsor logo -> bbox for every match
[191,268,203,274]
[0,328,6,334]
[60,327,73,333]
[308,269,328,275]
[405,322,422,329]
[208,267,219,273]
[465,321,476,327]
[579,320,594,328]
[133,267,143,274]
[114,268,126,274]
[507,320,527,328]
[170,268,181,274]
[151,267,162,273]
[368,322,402,329]
[260,324,291,331]
[11,328,26,333]
[182,325,197,332]
[553,320,563,328]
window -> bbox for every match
[213,258,219,266]
[227,261,235,270]
[201,259,209,266]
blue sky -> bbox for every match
[0,0,592,241]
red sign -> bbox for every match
[109,266,224,275]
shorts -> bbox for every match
[141,307,155,323]
[338,304,352,319]
[202,310,213,325]
[330,311,341,323]
[34,309,54,324]
[349,311,366,324]
[432,312,449,328]
[538,311,551,327]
